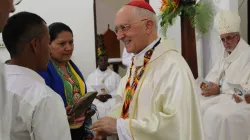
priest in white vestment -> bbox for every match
[203,63,250,140]
[199,10,250,140]
[199,10,250,114]
[86,55,121,118]
[1,12,71,140]
[91,1,205,140]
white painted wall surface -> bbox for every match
[0,0,96,77]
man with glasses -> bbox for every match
[199,10,250,140]
[201,10,250,98]
[91,1,204,140]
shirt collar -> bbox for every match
[133,37,161,66]
[134,37,161,59]
[4,64,45,83]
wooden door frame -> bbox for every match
[93,0,98,67]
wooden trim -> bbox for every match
[181,15,198,79]
[93,0,98,68]
[248,0,250,43]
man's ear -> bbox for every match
[145,20,154,34]
[30,38,40,53]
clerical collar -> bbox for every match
[134,37,161,59]
[132,38,160,67]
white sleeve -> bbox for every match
[32,94,71,140]
[117,118,132,140]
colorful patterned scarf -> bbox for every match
[53,61,85,128]
[121,39,160,119]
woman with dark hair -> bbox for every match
[38,22,96,140]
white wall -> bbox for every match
[239,0,248,42]
[0,0,96,77]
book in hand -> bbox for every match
[68,91,98,119]
[228,83,246,100]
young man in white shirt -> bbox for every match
[2,11,71,140]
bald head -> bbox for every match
[115,5,158,54]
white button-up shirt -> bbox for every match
[3,64,71,140]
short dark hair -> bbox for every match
[48,22,73,43]
[2,11,46,58]
[97,54,108,61]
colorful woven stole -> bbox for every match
[121,39,160,119]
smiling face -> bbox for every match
[115,6,152,54]
[50,31,74,63]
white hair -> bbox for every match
[132,6,158,30]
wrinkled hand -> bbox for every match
[233,94,243,103]
[91,117,117,138]
[245,94,250,104]
[202,82,220,97]
[96,94,112,103]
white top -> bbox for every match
[110,38,204,140]
[3,64,71,140]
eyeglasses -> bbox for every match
[13,0,22,5]
[115,19,148,35]
[220,34,237,43]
